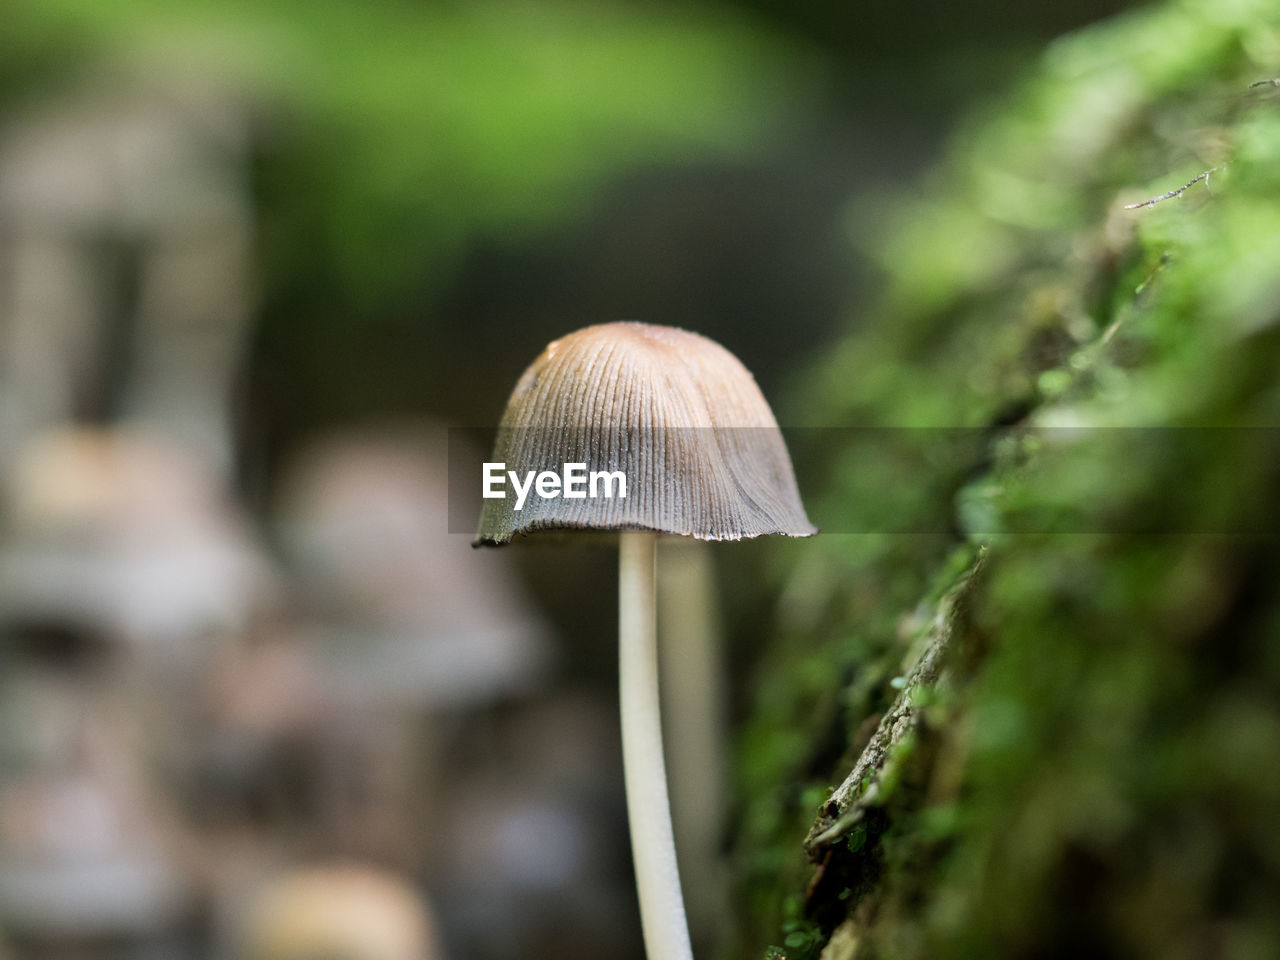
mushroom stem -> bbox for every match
[619,530,693,960]
[659,539,727,942]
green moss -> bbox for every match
[736,0,1280,956]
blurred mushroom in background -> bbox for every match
[0,427,277,679]
[433,690,639,960]
[234,864,443,960]
[0,65,254,482]
[0,58,277,960]
[0,426,278,959]
[181,617,336,950]
[657,538,729,953]
[0,661,196,957]
[187,424,556,911]
[274,423,550,712]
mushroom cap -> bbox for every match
[276,425,550,707]
[476,322,815,544]
[0,427,276,659]
[241,865,440,960]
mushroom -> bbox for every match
[276,424,550,711]
[657,537,728,943]
[475,321,814,959]
[0,426,276,672]
[238,864,442,960]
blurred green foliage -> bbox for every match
[738,0,1280,955]
[1,0,821,454]
[2,0,813,305]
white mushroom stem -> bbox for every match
[619,530,694,960]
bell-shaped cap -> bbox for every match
[475,322,815,544]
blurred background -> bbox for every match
[0,1,1144,957]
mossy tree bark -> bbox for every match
[734,1,1280,957]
